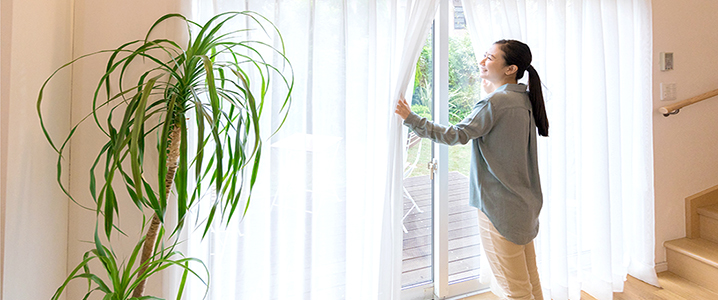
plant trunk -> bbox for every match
[132,125,181,298]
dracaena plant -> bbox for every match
[37,11,293,299]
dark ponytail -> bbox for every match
[494,40,549,137]
[526,65,549,137]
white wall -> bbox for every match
[652,0,718,267]
[0,0,9,294]
[0,0,73,299]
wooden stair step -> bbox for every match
[664,238,718,293]
[697,204,718,221]
[698,204,718,243]
[665,238,718,268]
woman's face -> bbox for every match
[479,44,515,84]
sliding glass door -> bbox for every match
[401,1,488,299]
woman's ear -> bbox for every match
[505,65,518,76]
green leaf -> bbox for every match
[129,77,157,208]
[202,202,218,238]
[51,251,97,300]
[104,185,116,238]
[200,55,225,199]
[74,273,112,294]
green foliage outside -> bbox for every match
[411,33,482,124]
[407,32,481,178]
[447,34,481,124]
[412,104,432,121]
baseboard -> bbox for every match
[655,261,668,273]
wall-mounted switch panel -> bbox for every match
[660,52,674,71]
[660,82,677,101]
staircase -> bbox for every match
[664,185,718,293]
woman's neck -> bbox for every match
[483,79,517,94]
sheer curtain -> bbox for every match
[462,1,657,299]
[181,1,436,299]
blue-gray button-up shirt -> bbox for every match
[403,83,543,245]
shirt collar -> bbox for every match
[495,83,528,93]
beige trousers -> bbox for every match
[478,211,543,300]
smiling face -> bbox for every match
[479,43,518,87]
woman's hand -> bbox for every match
[395,96,412,120]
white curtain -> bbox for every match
[383,1,440,299]
[461,0,657,299]
[182,1,437,299]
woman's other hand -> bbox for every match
[395,96,412,120]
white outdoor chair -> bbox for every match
[402,131,424,233]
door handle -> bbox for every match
[428,158,438,180]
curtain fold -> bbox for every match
[461,1,656,299]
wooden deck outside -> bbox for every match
[402,171,483,287]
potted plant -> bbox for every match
[37,11,293,299]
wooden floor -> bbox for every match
[402,172,481,287]
[462,272,718,300]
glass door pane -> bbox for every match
[401,25,434,289]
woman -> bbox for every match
[395,39,548,300]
